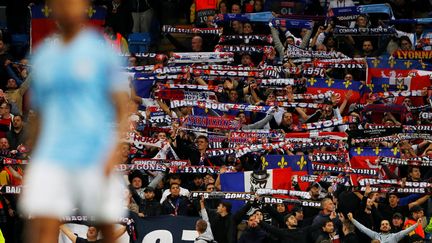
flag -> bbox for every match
[132,80,155,98]
[31,4,106,48]
[221,167,308,212]
[261,155,313,175]
[306,78,362,104]
[366,57,432,105]
[349,147,400,185]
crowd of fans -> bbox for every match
[2,0,432,243]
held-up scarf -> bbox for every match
[301,116,357,130]
[193,64,262,71]
[260,197,322,208]
[403,125,432,132]
[354,186,431,194]
[311,59,366,69]
[134,73,188,81]
[155,90,217,101]
[214,45,275,53]
[267,101,326,109]
[379,156,432,166]
[276,91,334,101]
[126,65,188,73]
[218,35,273,44]
[188,191,322,207]
[126,65,189,74]
[214,12,274,23]
[393,50,432,59]
[162,25,222,35]
[170,100,272,113]
[255,188,311,199]
[299,175,347,184]
[2,157,29,164]
[255,78,298,87]
[206,148,237,158]
[173,166,235,174]
[310,152,348,163]
[420,112,432,120]
[374,90,425,98]
[163,83,223,92]
[358,178,432,188]
[264,66,326,77]
[312,163,378,176]
[125,133,162,149]
[1,186,21,194]
[329,4,393,18]
[182,115,241,130]
[333,26,396,36]
[192,69,263,77]
[285,44,349,59]
[169,52,234,64]
[270,18,314,30]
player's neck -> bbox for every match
[60,24,83,44]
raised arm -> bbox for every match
[408,195,431,209]
[270,26,285,59]
[257,220,287,238]
[348,213,379,240]
[242,113,274,130]
[394,219,420,241]
[113,225,127,239]
[59,225,78,243]
[200,197,214,237]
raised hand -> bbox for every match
[347,212,353,221]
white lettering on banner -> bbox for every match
[139,230,199,243]
[5,186,21,194]
[264,197,284,204]
[182,230,198,241]
[142,230,173,243]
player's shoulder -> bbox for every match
[32,34,61,59]
[80,28,119,58]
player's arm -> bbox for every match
[59,225,78,243]
[113,225,127,239]
[27,112,40,150]
[104,91,130,176]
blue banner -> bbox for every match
[215,12,274,23]
[330,4,393,18]
[131,214,199,243]
[306,78,362,90]
[349,147,400,157]
[366,57,431,70]
[270,18,314,29]
[262,155,313,174]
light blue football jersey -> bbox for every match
[30,29,128,169]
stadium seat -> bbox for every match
[128,32,151,54]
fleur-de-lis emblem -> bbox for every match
[392,147,399,155]
[355,147,364,155]
[373,147,382,155]
[372,58,380,67]
[382,83,389,91]
[42,5,51,17]
[421,61,427,70]
[297,156,307,170]
[388,58,396,68]
[343,80,352,88]
[87,6,96,18]
[367,83,374,92]
[404,60,412,69]
[278,156,287,169]
[325,78,334,87]
[261,156,268,170]
[308,78,317,86]
[397,83,405,91]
